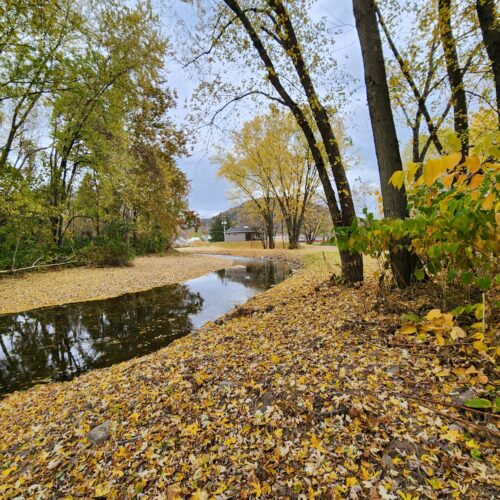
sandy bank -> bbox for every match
[0,253,231,314]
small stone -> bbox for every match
[452,388,475,406]
[386,365,400,376]
[381,454,394,469]
[87,420,111,444]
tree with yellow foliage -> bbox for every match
[216,111,320,249]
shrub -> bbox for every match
[78,239,134,267]
[347,152,499,295]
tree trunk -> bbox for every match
[267,222,275,249]
[438,0,469,156]
[223,0,363,283]
[353,0,415,288]
[476,0,500,128]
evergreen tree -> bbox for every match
[209,215,228,242]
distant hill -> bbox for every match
[199,201,255,234]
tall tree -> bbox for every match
[353,0,415,287]
[215,116,279,249]
[438,0,469,157]
[252,112,319,249]
[203,0,364,281]
[476,0,500,127]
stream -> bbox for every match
[0,256,291,395]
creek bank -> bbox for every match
[0,253,232,314]
[0,253,496,498]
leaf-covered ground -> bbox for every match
[0,253,498,498]
[0,253,231,314]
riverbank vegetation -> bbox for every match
[0,1,196,271]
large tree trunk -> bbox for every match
[268,0,364,282]
[438,0,469,157]
[476,0,500,128]
[266,220,275,249]
[353,0,415,288]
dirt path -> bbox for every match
[0,253,232,314]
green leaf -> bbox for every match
[474,276,491,291]
[493,397,500,414]
[470,448,482,460]
[461,272,473,285]
[464,398,492,409]
[414,268,425,281]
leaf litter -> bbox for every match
[0,254,498,498]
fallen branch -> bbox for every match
[0,259,78,275]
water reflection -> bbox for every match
[0,259,291,394]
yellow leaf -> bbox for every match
[442,152,461,170]
[400,324,417,335]
[436,368,450,377]
[251,481,262,498]
[464,155,481,174]
[469,174,484,190]
[450,326,466,340]
[427,478,442,490]
[407,162,420,181]
[423,158,447,186]
[1,466,16,477]
[192,489,209,500]
[346,477,358,488]
[482,193,495,210]
[310,434,323,450]
[184,422,200,435]
[452,367,467,378]
[95,483,110,497]
[270,354,281,364]
[425,309,441,320]
[389,170,406,189]
[473,341,488,352]
[441,173,455,189]
[435,333,445,346]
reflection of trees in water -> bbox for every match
[0,284,203,394]
[216,262,290,289]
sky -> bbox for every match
[159,0,402,219]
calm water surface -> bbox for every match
[0,258,291,395]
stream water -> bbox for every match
[0,257,291,395]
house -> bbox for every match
[224,226,260,242]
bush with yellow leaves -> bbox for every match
[348,151,499,293]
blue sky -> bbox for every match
[159,0,403,218]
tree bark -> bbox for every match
[476,0,500,128]
[353,0,415,288]
[266,219,275,249]
[438,0,469,157]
